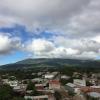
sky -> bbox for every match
[0,0,100,65]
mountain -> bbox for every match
[0,58,100,70]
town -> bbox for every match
[0,68,100,100]
[0,0,100,100]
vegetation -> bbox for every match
[0,84,13,100]
[61,78,73,85]
[12,97,25,100]
[0,84,25,100]
[27,81,36,90]
[26,81,43,96]
[0,58,100,72]
[54,91,62,100]
[0,58,100,100]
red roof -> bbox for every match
[49,80,60,84]
[80,87,100,93]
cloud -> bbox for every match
[25,38,99,59]
[25,39,55,56]
[0,33,100,59]
[54,36,100,51]
[26,36,100,59]
[68,0,100,38]
[0,0,100,59]
[50,47,79,58]
[0,15,21,28]
[0,33,21,55]
[0,0,99,37]
[0,0,90,32]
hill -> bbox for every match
[0,58,100,70]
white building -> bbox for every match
[8,80,18,87]
[74,79,86,87]
[61,75,70,80]
[44,72,58,79]
[65,83,80,94]
[13,84,27,92]
[31,78,43,83]
[45,74,54,79]
[2,79,9,84]
[88,92,100,99]
[24,95,48,100]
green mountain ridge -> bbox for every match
[0,58,100,70]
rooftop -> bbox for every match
[66,83,76,88]
[88,92,100,98]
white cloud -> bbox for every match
[26,39,55,56]
[0,33,99,59]
[0,15,21,28]
[92,35,100,43]
[25,38,99,59]
[50,47,79,58]
[53,36,100,52]
[0,0,99,37]
[25,38,79,58]
[67,0,100,37]
[0,0,100,59]
[0,0,90,32]
[0,33,21,55]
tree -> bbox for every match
[12,97,25,100]
[26,99,32,100]
[27,81,42,96]
[27,81,36,91]
[54,91,62,100]
[0,84,13,100]
[86,81,93,86]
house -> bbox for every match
[24,95,48,100]
[49,80,60,89]
[2,78,19,87]
[80,86,100,93]
[74,79,86,87]
[2,79,9,84]
[65,83,76,93]
[89,78,97,85]
[44,72,58,79]
[87,92,100,99]
[65,83,80,94]
[61,75,70,80]
[31,78,43,83]
[13,84,27,92]
[8,80,18,87]
[45,74,54,79]
[35,84,44,91]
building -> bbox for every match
[13,84,27,92]
[24,95,48,100]
[88,92,100,99]
[74,79,86,87]
[49,80,60,89]
[80,86,100,93]
[45,74,54,79]
[2,79,9,84]
[8,80,18,87]
[44,72,58,79]
[31,78,43,83]
[65,83,80,93]
[35,84,44,91]
[65,83,76,93]
[61,75,70,80]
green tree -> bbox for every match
[27,81,36,91]
[12,97,25,100]
[0,84,13,100]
